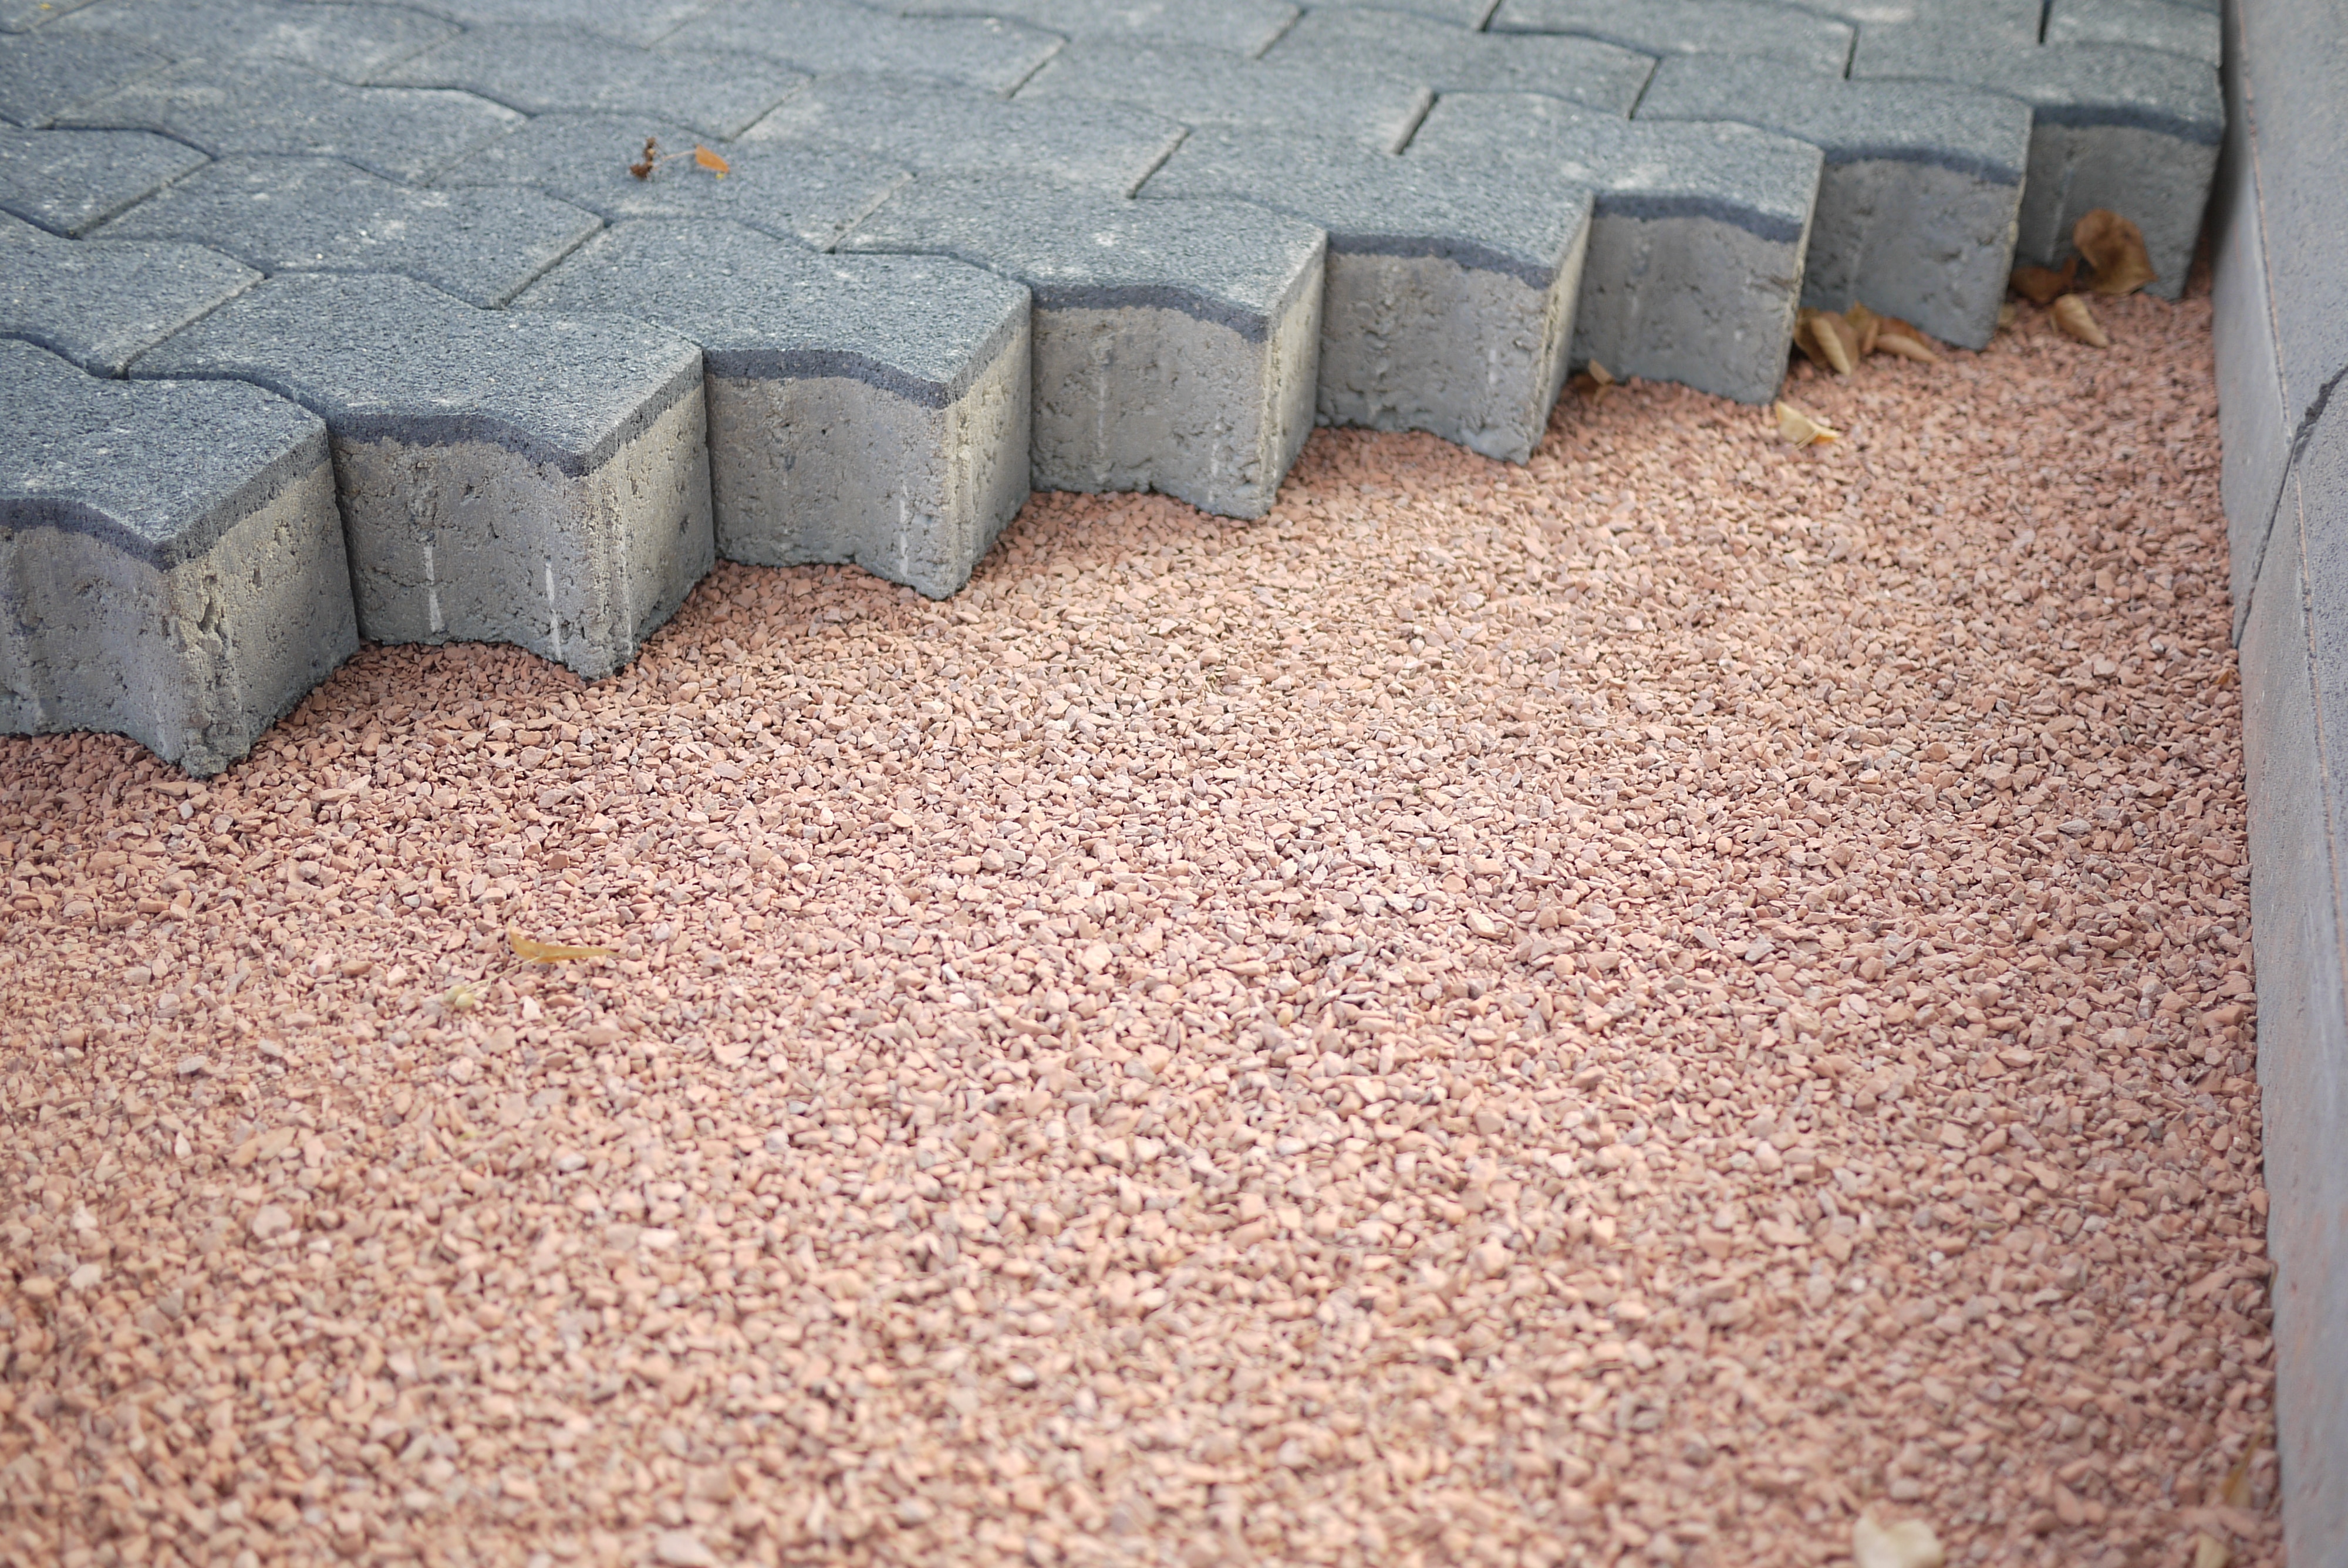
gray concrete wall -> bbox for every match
[2212,0,2348,1556]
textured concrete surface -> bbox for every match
[0,125,206,236]
[0,338,355,775]
[662,0,1064,96]
[0,28,168,127]
[49,0,459,82]
[1267,6,1654,112]
[1,208,257,374]
[373,25,806,140]
[519,219,1032,599]
[1016,39,1434,153]
[892,0,1300,55]
[1490,0,1855,75]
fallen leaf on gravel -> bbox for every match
[1570,359,1616,402]
[1775,400,1840,446]
[2076,208,2156,295]
[1875,317,1944,364]
[509,928,618,963]
[2012,258,2079,304]
[2052,294,2111,347]
[694,144,730,178]
[628,135,657,181]
[1854,1508,1945,1568]
[1846,302,1884,356]
[2191,1533,2228,1568]
[442,979,481,1012]
[1796,307,1859,375]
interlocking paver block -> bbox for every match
[841,175,1324,519]
[1636,54,2027,349]
[0,29,168,127]
[1,209,256,374]
[740,75,1183,196]
[1,339,355,775]
[1016,40,1433,153]
[446,114,908,251]
[1852,35,2222,297]
[1489,0,1853,75]
[375,26,805,141]
[133,273,714,680]
[891,0,1299,56]
[0,126,206,235]
[1145,126,1591,462]
[663,0,1061,98]
[97,154,601,307]
[52,0,458,83]
[1267,7,1654,113]
[399,0,721,48]
[1412,92,1821,407]
[57,58,523,185]
[1307,0,1499,28]
[520,219,1029,597]
[2045,0,2221,66]
[2,0,102,31]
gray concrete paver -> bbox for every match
[0,28,169,128]
[51,0,458,83]
[373,25,807,141]
[1266,6,1655,113]
[662,0,1063,98]
[2045,0,2222,65]
[1490,0,1854,75]
[1015,38,1433,153]
[0,207,257,374]
[0,124,205,235]
[890,0,1300,56]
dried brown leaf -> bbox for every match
[2221,1444,2258,1509]
[2052,293,2110,348]
[1795,307,1858,376]
[2191,1533,2229,1568]
[694,144,730,178]
[628,136,657,181]
[1775,400,1840,447]
[2010,258,2079,305]
[1570,359,1617,402]
[1844,302,1883,357]
[509,928,619,964]
[2074,208,2156,295]
[1999,301,2020,330]
[1874,317,1944,364]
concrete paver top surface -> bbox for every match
[0,124,204,234]
[1489,0,1856,75]
[660,0,1064,97]
[889,0,1300,56]
[1266,6,1655,112]
[1014,38,1435,153]
[49,0,459,83]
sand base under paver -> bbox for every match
[0,290,2280,1568]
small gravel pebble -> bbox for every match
[0,289,2278,1568]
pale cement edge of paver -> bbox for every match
[2215,0,2348,1557]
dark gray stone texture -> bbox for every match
[1635,54,2026,349]
[374,25,806,141]
[1411,92,1820,406]
[445,113,908,252]
[1266,6,1654,113]
[519,218,1031,597]
[1145,125,1591,462]
[398,0,722,49]
[0,28,167,127]
[50,0,459,83]
[1851,35,2222,297]
[663,0,1062,97]
[891,0,1299,56]
[96,153,601,307]
[740,73,1183,196]
[1790,0,2040,43]
[133,272,714,680]
[2045,0,2222,66]
[1489,0,1854,76]
[842,174,1325,519]
[1,208,256,374]
[1308,0,1498,27]
[1,338,356,775]
[56,57,524,184]
[0,124,205,235]
[1015,39,1434,154]
[2,0,102,31]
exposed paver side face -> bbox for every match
[842,175,1325,521]
[371,25,807,141]
[0,338,355,775]
[660,0,1064,98]
[1411,92,1821,407]
[518,219,1033,599]
[131,273,714,680]
[0,208,257,375]
[50,0,461,82]
[1635,54,2028,349]
[1489,0,1856,75]
[1264,6,1656,113]
[889,0,1301,56]
[0,125,207,235]
[1014,39,1435,154]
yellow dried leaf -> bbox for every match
[442,979,481,1013]
[1774,400,1840,447]
[1570,359,1616,402]
[1794,307,1858,375]
[1999,301,2019,330]
[1853,1509,1944,1568]
[2221,1444,2258,1509]
[508,928,618,964]
[2074,208,2155,295]
[2010,258,2077,305]
[2191,1533,2229,1568]
[694,144,730,178]
[1874,317,1944,364]
[2051,293,2110,348]
[1845,301,1883,356]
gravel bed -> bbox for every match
[0,290,2278,1568]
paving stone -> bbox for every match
[740,74,1183,196]
[375,26,806,141]
[1,0,102,31]
[662,0,1062,98]
[1016,40,1434,153]
[1636,54,2026,350]
[1851,35,2223,298]
[96,154,601,307]
[841,175,1324,519]
[890,0,1299,56]
[1144,126,1591,463]
[1488,0,1853,75]
[56,58,524,185]
[0,125,205,235]
[1307,0,1499,28]
[1266,7,1654,113]
[133,273,714,680]
[1411,92,1821,407]
[400,0,723,49]
[1807,0,2040,46]
[519,219,1029,598]
[0,339,355,775]
[0,29,168,127]
[2045,0,2222,67]
[50,0,459,84]
[445,113,908,251]
[1,209,256,374]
